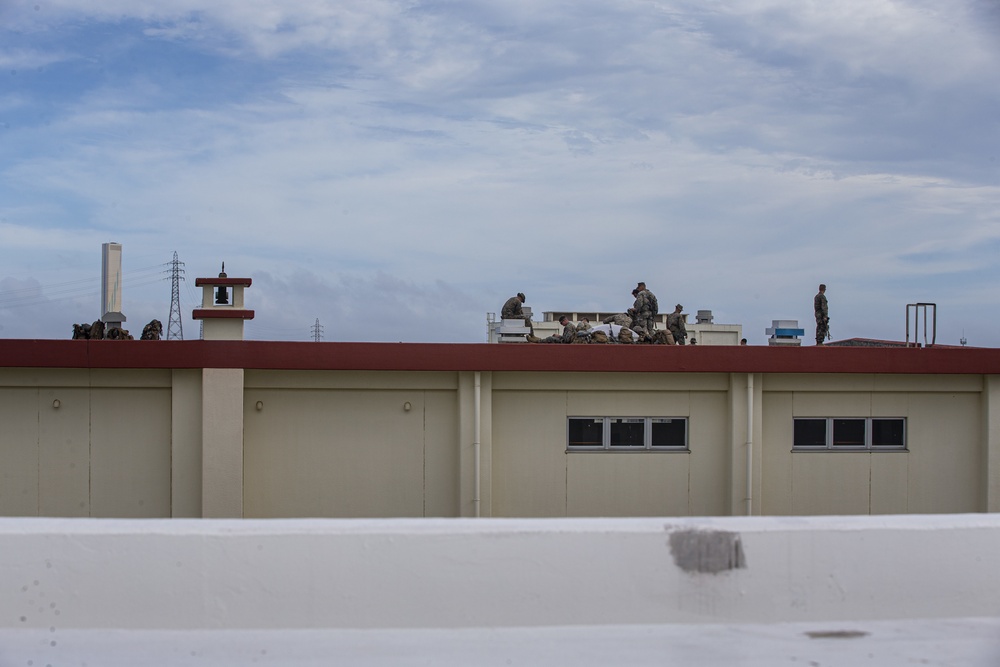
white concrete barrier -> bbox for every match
[4,515,1000,630]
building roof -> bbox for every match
[2,340,999,374]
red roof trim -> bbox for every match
[193,278,253,287]
[0,340,998,373]
[191,309,256,320]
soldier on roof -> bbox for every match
[666,304,687,345]
[501,292,534,336]
[815,284,829,345]
[633,282,658,340]
[541,315,577,343]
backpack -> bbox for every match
[647,291,658,318]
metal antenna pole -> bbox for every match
[166,251,185,340]
[311,318,324,342]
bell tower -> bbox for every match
[191,263,254,340]
[190,263,254,518]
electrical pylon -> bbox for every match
[311,318,324,342]
[166,251,185,340]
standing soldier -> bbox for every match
[666,304,687,345]
[633,282,658,339]
[814,284,829,345]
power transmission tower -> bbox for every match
[166,251,185,340]
[311,318,324,342]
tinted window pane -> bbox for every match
[794,419,827,447]
[651,418,686,448]
[872,419,905,448]
[568,418,603,448]
[609,418,644,447]
[832,419,866,447]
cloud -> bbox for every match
[247,269,484,343]
[0,1,998,347]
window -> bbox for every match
[610,418,644,448]
[567,418,604,449]
[793,418,906,451]
[567,417,688,451]
[871,418,906,448]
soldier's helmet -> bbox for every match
[517,292,525,301]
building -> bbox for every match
[1,271,997,519]
[2,337,999,519]
[100,241,126,331]
[3,272,1000,662]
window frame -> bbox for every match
[567,416,689,452]
[792,417,907,451]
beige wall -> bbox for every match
[760,374,983,515]
[243,371,460,518]
[491,372,731,517]
[0,369,172,518]
[0,367,996,518]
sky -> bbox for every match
[1,0,998,345]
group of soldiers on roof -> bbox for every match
[502,283,689,345]
[71,318,164,341]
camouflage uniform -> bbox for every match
[666,309,687,345]
[633,289,657,338]
[814,289,829,345]
[602,313,633,328]
[501,294,533,335]
[651,330,676,345]
[560,321,577,343]
[543,320,577,343]
[575,319,592,333]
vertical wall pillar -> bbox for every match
[479,372,493,516]
[202,368,245,518]
[728,373,746,516]
[751,373,762,515]
[458,372,475,517]
[729,373,762,516]
[983,375,1000,512]
[458,371,493,517]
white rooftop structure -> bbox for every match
[101,241,125,329]
[766,319,805,346]
[488,308,743,344]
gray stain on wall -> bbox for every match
[668,529,747,574]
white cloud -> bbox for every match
[0,0,998,345]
